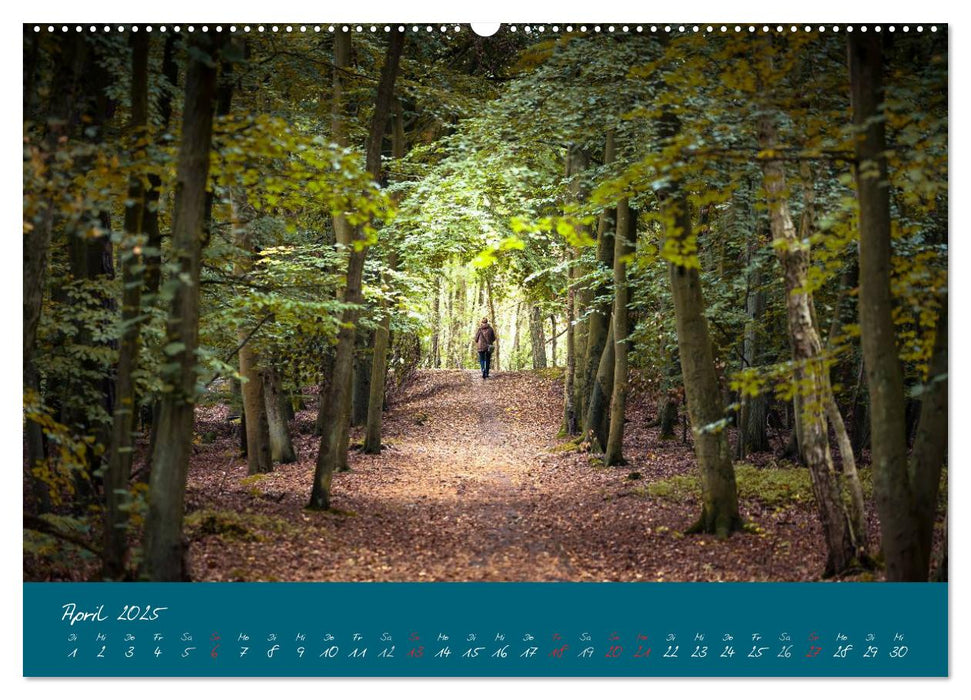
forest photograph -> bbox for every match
[22,23,947,584]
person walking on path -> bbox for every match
[472,317,498,379]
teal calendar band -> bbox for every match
[23,582,947,677]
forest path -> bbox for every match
[185,368,832,582]
[333,369,580,580]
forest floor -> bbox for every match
[178,368,895,583]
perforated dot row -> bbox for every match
[31,24,941,34]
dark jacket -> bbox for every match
[474,324,497,352]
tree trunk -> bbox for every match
[605,199,634,466]
[567,147,591,403]
[658,389,679,440]
[510,301,522,370]
[486,277,499,371]
[103,32,150,580]
[309,32,404,510]
[431,278,441,368]
[239,345,272,474]
[550,314,558,367]
[364,304,393,454]
[140,34,179,485]
[143,33,221,581]
[578,136,617,421]
[739,225,769,456]
[363,98,405,453]
[659,178,741,536]
[911,297,947,576]
[351,334,373,426]
[330,31,353,247]
[562,252,578,436]
[315,347,335,437]
[364,244,398,453]
[758,114,860,575]
[529,305,547,369]
[583,321,614,452]
[850,34,946,580]
[261,364,294,464]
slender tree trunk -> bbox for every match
[578,134,617,421]
[363,99,406,453]
[141,34,180,484]
[364,302,393,454]
[239,341,272,474]
[912,298,948,577]
[510,301,522,370]
[529,305,547,369]
[143,33,221,581]
[550,314,558,367]
[657,112,741,537]
[309,32,404,510]
[330,31,353,247]
[339,33,369,426]
[850,34,946,580]
[486,277,499,371]
[605,199,635,465]
[232,193,272,476]
[650,92,741,535]
[103,32,150,580]
[739,222,769,456]
[264,365,296,464]
[351,338,373,426]
[562,252,578,436]
[315,348,335,437]
[431,278,441,368]
[583,322,614,452]
[567,147,591,401]
[758,114,860,575]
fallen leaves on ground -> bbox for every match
[182,369,889,582]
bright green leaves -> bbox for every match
[211,114,393,230]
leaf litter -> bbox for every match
[183,369,895,582]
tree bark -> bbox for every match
[850,33,946,580]
[143,33,221,581]
[567,147,591,405]
[331,31,354,247]
[431,278,441,368]
[758,114,862,575]
[605,199,635,466]
[363,302,393,454]
[578,134,617,421]
[583,321,614,452]
[550,314,558,367]
[660,183,741,536]
[529,305,547,369]
[562,251,578,436]
[264,365,296,464]
[363,98,406,453]
[103,32,150,580]
[486,277,499,371]
[309,32,404,510]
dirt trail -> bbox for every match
[185,369,834,582]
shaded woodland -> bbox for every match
[23,25,947,583]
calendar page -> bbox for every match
[20,13,949,682]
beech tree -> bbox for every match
[143,32,223,581]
